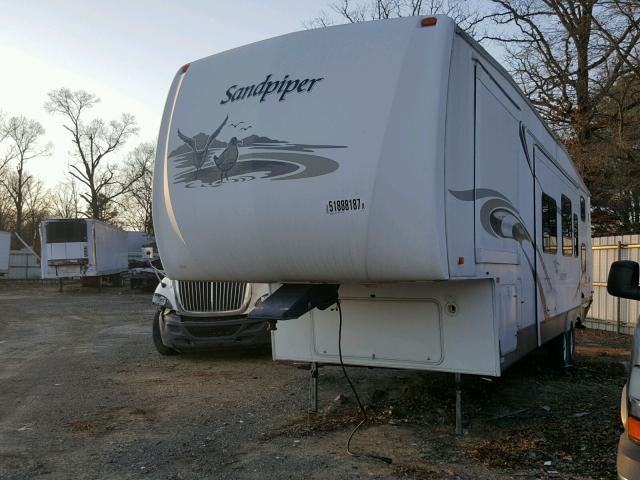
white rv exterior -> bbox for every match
[0,231,10,275]
[40,219,128,279]
[153,16,592,375]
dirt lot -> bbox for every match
[0,281,632,480]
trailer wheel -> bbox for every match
[548,326,574,367]
[152,309,178,356]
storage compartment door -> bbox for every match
[312,299,443,366]
[498,284,518,354]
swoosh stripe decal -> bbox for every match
[163,73,187,246]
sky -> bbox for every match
[0,0,324,186]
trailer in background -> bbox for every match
[0,231,10,276]
[126,231,155,261]
[40,218,128,279]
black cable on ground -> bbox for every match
[336,300,392,464]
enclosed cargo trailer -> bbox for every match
[40,218,128,279]
[153,16,592,376]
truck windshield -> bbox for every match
[46,220,87,243]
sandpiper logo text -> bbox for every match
[220,74,324,105]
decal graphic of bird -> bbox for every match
[214,137,242,182]
[230,121,244,128]
[177,115,229,174]
[240,125,252,131]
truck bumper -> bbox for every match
[159,311,269,352]
[618,432,640,480]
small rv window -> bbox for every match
[542,193,557,254]
[573,213,579,257]
[581,243,587,273]
[580,196,586,221]
[45,220,88,243]
[561,195,573,256]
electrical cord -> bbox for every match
[336,300,393,464]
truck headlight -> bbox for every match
[152,293,173,309]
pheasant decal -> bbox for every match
[176,115,229,175]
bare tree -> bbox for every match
[582,72,640,234]
[0,183,15,232]
[0,116,52,237]
[479,0,640,234]
[0,112,15,174]
[591,1,640,79]
[0,113,15,229]
[50,178,82,219]
[481,0,640,145]
[45,88,140,221]
[307,0,485,34]
[22,177,50,245]
[119,142,155,234]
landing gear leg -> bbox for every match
[309,362,319,414]
[455,373,463,435]
[309,362,318,413]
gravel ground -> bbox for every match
[0,281,631,480]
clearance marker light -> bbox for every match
[458,257,465,265]
[421,17,438,27]
[181,63,190,74]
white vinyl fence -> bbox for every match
[587,235,640,335]
[6,251,41,279]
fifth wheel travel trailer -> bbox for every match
[40,218,128,280]
[152,16,592,379]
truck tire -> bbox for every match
[152,309,178,356]
[548,326,574,368]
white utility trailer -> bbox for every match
[0,231,10,276]
[40,218,128,279]
[127,231,155,260]
[153,16,592,379]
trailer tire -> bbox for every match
[548,326,574,368]
[152,309,178,356]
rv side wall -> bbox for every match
[443,32,591,365]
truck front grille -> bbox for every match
[175,281,248,314]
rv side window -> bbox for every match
[542,193,557,254]
[573,213,579,257]
[45,221,88,243]
[581,243,587,273]
[561,195,573,256]
[580,196,586,221]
